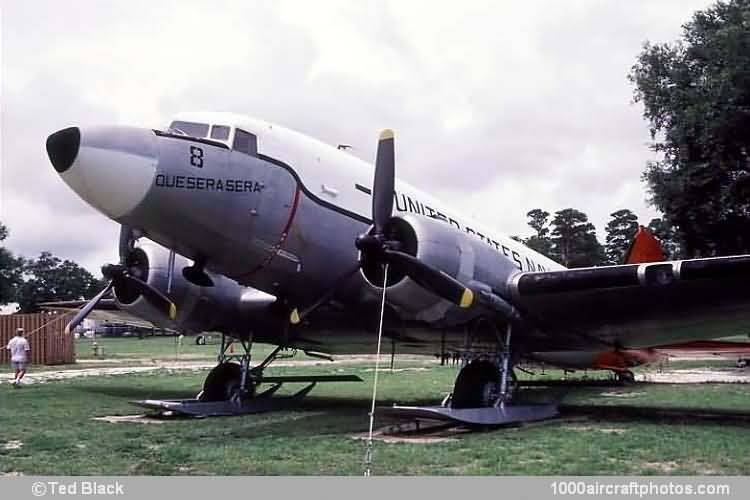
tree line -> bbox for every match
[516,208,682,268]
[0,220,105,313]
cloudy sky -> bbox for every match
[1,0,713,274]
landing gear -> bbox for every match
[198,335,276,402]
[737,358,749,369]
[385,320,558,425]
[451,323,517,409]
[131,334,362,417]
[451,360,518,408]
[614,369,636,385]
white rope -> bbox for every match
[364,263,388,476]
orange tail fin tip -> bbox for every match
[624,225,665,264]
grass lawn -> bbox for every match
[2,360,750,475]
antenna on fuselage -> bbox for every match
[337,144,352,151]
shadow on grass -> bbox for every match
[76,384,198,401]
[562,404,750,428]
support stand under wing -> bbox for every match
[380,403,558,426]
[131,374,362,417]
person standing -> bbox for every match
[6,327,30,387]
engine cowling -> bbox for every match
[113,241,275,334]
[360,214,518,323]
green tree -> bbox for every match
[0,221,23,305]
[16,251,105,313]
[630,0,750,257]
[647,217,684,260]
[524,208,554,258]
[550,208,606,268]
[605,209,639,264]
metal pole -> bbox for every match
[498,322,512,408]
[166,249,176,294]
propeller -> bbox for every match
[355,129,473,308]
[289,129,473,325]
[64,226,177,334]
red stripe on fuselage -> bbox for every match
[237,184,302,280]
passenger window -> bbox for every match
[233,128,258,156]
[210,125,230,141]
[168,121,209,138]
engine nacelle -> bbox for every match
[360,214,519,324]
[113,241,275,334]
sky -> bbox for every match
[0,0,714,275]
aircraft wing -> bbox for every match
[40,299,156,328]
[506,255,750,350]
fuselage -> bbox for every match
[47,112,563,354]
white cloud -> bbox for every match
[1,0,714,273]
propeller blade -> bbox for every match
[64,281,115,335]
[123,274,177,320]
[384,249,474,308]
[372,129,395,234]
[290,263,361,324]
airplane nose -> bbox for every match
[49,125,158,220]
[46,127,80,173]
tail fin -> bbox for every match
[623,225,665,264]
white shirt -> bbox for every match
[6,336,30,362]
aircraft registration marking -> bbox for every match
[154,174,264,193]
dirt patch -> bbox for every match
[350,422,466,444]
[363,367,430,373]
[600,391,646,398]
[643,461,679,473]
[3,440,23,450]
[642,368,750,384]
[350,431,457,444]
[563,424,627,434]
[92,414,167,424]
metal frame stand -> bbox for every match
[495,322,513,408]
[132,337,361,417]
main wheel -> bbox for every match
[451,360,509,409]
[199,363,255,402]
[615,369,636,385]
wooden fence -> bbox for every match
[0,312,76,365]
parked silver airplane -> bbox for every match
[45,112,750,422]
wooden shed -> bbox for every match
[0,312,75,365]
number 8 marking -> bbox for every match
[190,146,204,168]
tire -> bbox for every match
[199,363,245,402]
[616,370,636,384]
[451,360,500,409]
[195,335,206,346]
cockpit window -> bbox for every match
[233,128,258,156]
[168,121,209,138]
[210,125,230,141]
